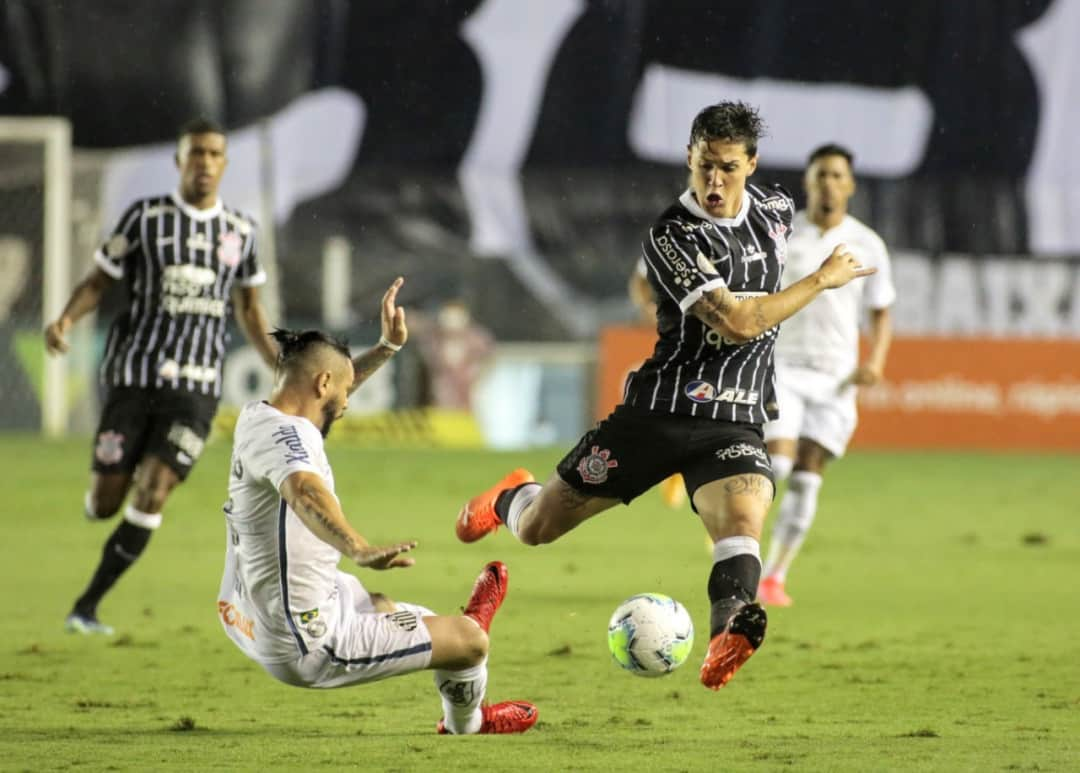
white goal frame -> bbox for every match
[0,118,73,437]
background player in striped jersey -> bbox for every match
[219,290,536,735]
[758,144,895,607]
[455,102,875,690]
[44,118,279,635]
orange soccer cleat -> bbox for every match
[455,468,535,543]
[463,561,509,633]
[700,602,767,690]
[437,701,539,735]
[757,576,793,607]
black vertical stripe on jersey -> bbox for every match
[630,186,793,424]
[98,194,260,399]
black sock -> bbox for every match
[493,483,533,524]
[707,554,761,638]
[72,520,154,619]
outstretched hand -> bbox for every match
[381,277,408,348]
[352,540,418,570]
[817,244,877,289]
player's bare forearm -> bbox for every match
[693,272,828,343]
[45,267,114,354]
[349,345,395,394]
[865,307,893,372]
[282,472,366,556]
[61,268,113,325]
[232,287,278,369]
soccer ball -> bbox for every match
[607,593,694,677]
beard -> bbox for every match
[320,399,342,438]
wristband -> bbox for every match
[378,336,402,352]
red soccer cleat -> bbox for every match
[757,576,793,607]
[437,701,538,735]
[456,468,535,543]
[463,561,509,633]
[700,602,768,690]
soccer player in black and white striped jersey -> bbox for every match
[455,102,876,690]
[44,118,279,635]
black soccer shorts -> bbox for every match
[91,386,219,480]
[555,404,775,509]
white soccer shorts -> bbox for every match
[763,363,857,458]
[262,571,435,689]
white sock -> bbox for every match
[505,483,542,542]
[434,660,488,734]
[763,471,822,582]
[770,454,794,483]
[712,535,761,564]
[123,504,163,530]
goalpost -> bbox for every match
[0,117,72,437]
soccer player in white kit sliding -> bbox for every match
[758,145,896,607]
[218,278,537,735]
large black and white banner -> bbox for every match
[2,0,1079,338]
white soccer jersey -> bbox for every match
[218,401,342,664]
[774,211,896,378]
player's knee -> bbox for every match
[460,620,489,665]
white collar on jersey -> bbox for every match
[679,188,751,228]
[170,190,224,221]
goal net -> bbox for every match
[0,117,85,436]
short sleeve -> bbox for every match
[863,234,896,310]
[243,415,324,492]
[234,224,267,288]
[641,222,727,314]
[93,201,143,279]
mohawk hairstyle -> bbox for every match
[688,101,767,158]
[270,329,350,370]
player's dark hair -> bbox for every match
[178,117,226,141]
[807,143,854,169]
[270,329,350,371]
[688,101,766,157]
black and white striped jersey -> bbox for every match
[94,191,266,398]
[626,184,795,424]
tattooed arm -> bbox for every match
[690,244,875,343]
[279,470,416,569]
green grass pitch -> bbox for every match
[0,435,1077,771]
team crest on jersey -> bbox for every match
[685,380,717,403]
[95,431,125,464]
[217,230,243,267]
[767,222,789,264]
[577,445,618,484]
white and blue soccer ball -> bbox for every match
[607,593,694,678]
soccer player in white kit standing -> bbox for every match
[218,278,537,735]
[758,145,896,607]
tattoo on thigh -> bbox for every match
[722,474,773,502]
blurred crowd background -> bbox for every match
[1,0,1078,449]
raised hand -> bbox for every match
[817,244,877,289]
[381,277,408,348]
